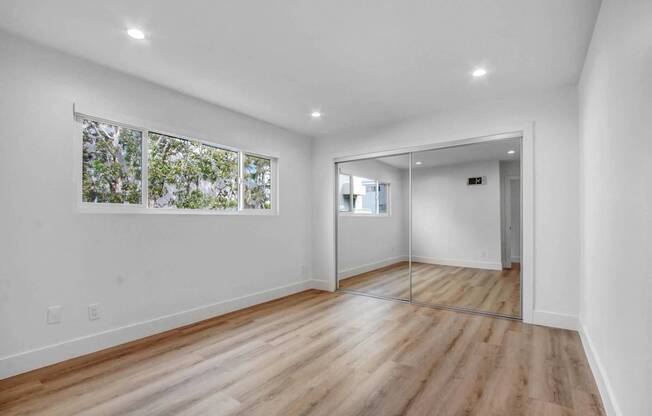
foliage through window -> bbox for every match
[82,119,142,204]
[243,154,272,209]
[78,115,275,213]
[148,133,239,210]
[338,173,390,216]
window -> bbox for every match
[81,119,142,204]
[378,183,389,214]
[147,133,239,210]
[338,173,390,216]
[77,115,276,214]
[338,174,351,212]
[353,176,377,214]
[243,154,272,209]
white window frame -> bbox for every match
[74,112,278,216]
[337,172,390,217]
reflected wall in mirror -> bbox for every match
[336,154,410,300]
[411,138,522,317]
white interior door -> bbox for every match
[509,178,521,264]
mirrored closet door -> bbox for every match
[335,136,523,319]
[410,138,522,317]
[336,154,410,301]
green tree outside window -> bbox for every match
[147,133,238,210]
[82,119,142,204]
[243,155,272,209]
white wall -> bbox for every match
[337,159,408,278]
[0,32,313,378]
[313,86,580,327]
[412,160,502,269]
[578,1,652,415]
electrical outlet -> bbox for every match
[88,303,100,321]
[47,305,62,324]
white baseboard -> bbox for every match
[0,279,320,380]
[511,256,521,262]
[309,279,333,291]
[578,323,621,416]
[531,310,578,330]
[338,256,408,279]
[411,256,503,271]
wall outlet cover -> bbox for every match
[88,303,100,321]
[47,305,62,324]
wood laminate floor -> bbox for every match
[0,290,604,416]
[339,262,521,317]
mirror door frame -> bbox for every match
[332,124,534,323]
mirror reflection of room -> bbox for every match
[411,138,521,317]
[336,154,410,300]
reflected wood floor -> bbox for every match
[0,290,604,416]
[339,262,521,317]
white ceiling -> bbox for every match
[379,137,521,169]
[0,1,601,137]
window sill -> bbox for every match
[338,212,391,218]
[77,205,278,216]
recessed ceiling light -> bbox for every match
[127,28,145,40]
[311,111,322,118]
[507,150,516,154]
[472,68,487,77]
[415,161,422,165]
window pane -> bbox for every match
[147,133,239,210]
[378,183,389,214]
[243,154,272,209]
[82,119,142,204]
[338,174,351,212]
[352,176,377,214]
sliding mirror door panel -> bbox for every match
[336,154,410,300]
[411,139,522,317]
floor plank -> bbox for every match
[339,261,521,317]
[0,290,604,416]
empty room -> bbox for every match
[0,1,649,415]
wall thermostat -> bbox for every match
[467,176,486,185]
